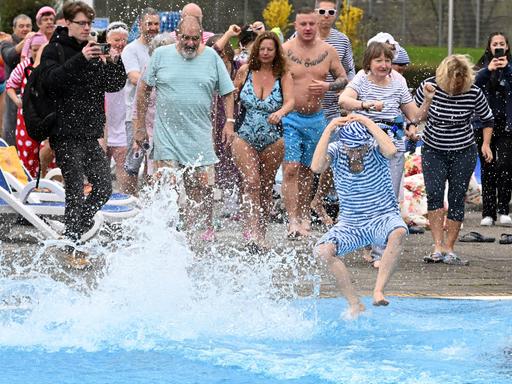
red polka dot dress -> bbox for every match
[6,58,56,178]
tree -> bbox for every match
[0,0,57,33]
[262,0,293,36]
[335,0,364,47]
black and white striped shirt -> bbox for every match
[323,29,356,120]
[415,77,494,151]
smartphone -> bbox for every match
[97,43,111,54]
[494,48,505,58]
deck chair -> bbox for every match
[0,138,137,207]
[0,168,104,241]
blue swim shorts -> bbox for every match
[283,110,327,167]
[316,211,407,257]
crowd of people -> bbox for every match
[1,1,511,316]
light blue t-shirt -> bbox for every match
[143,45,235,165]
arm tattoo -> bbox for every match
[328,77,348,92]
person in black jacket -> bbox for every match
[41,1,126,243]
[475,32,512,227]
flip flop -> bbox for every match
[373,299,389,306]
[499,233,512,245]
[459,231,495,243]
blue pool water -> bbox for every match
[1,183,510,384]
[1,293,510,384]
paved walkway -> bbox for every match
[1,208,511,298]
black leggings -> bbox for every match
[475,131,512,218]
[50,137,112,241]
[421,144,477,222]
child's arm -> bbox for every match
[311,116,351,174]
[352,114,397,159]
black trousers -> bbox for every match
[50,137,112,241]
[475,131,512,219]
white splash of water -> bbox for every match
[0,175,315,351]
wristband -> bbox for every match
[226,118,235,123]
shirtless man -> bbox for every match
[282,7,347,238]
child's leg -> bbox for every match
[373,227,406,305]
[315,243,365,317]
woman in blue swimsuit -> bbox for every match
[224,32,294,249]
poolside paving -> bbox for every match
[1,208,511,298]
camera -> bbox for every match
[97,43,111,54]
[494,48,505,58]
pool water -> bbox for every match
[0,296,510,384]
[0,181,510,384]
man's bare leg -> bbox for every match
[298,164,314,235]
[373,227,406,306]
[315,243,365,318]
[283,162,306,236]
[184,170,214,233]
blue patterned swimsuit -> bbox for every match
[237,72,283,151]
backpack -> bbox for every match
[22,43,65,143]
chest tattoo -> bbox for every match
[287,50,328,68]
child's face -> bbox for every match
[343,144,370,174]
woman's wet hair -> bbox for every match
[247,31,287,78]
[362,42,394,72]
[436,54,474,95]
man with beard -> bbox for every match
[121,7,160,193]
[134,16,235,241]
[20,6,56,61]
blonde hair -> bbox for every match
[435,54,474,95]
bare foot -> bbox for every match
[287,222,309,239]
[311,198,334,226]
[299,219,312,237]
[344,301,366,319]
[372,291,389,306]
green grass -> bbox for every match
[352,45,484,68]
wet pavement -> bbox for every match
[1,207,511,298]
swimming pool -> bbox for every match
[0,184,510,384]
[0,293,510,384]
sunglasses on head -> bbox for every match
[316,8,336,16]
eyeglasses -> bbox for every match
[179,34,201,42]
[316,8,336,16]
[70,20,92,27]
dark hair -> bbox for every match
[362,42,394,72]
[206,34,235,62]
[475,32,511,69]
[239,24,257,48]
[63,1,95,21]
[296,7,316,16]
[247,31,287,78]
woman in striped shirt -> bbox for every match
[415,55,494,266]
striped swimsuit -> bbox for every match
[317,132,407,256]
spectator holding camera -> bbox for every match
[475,32,512,226]
[41,1,126,243]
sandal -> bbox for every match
[442,252,469,266]
[499,233,512,245]
[459,231,495,243]
[423,251,444,263]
